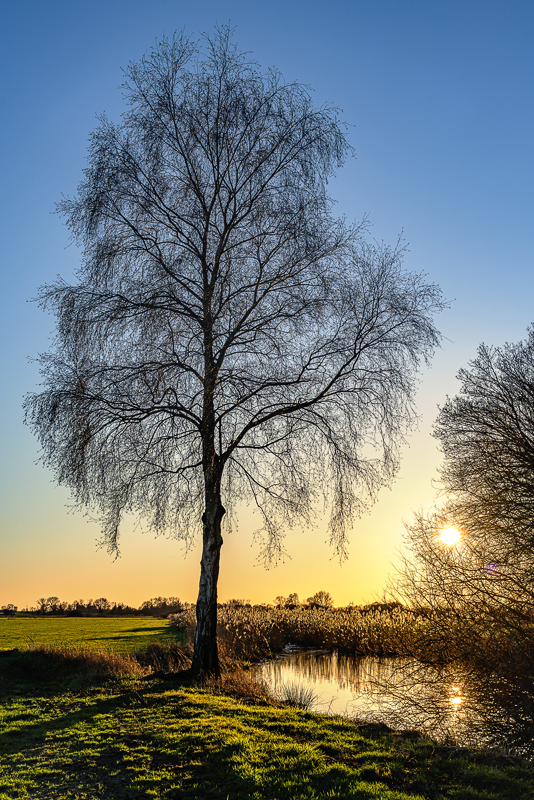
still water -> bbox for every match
[253,649,534,755]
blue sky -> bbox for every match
[1,0,533,608]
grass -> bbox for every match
[0,616,184,654]
[0,649,533,799]
[274,681,320,710]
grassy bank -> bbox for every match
[0,617,183,653]
[0,649,532,799]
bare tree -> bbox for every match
[24,29,444,677]
[435,329,534,549]
[392,328,534,667]
[93,597,111,613]
[36,598,48,615]
[306,590,334,609]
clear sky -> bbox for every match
[2,0,533,610]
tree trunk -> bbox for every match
[191,493,225,678]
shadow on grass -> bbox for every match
[0,647,144,698]
[0,663,337,800]
[0,672,418,800]
[1,651,534,800]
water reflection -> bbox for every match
[253,650,534,755]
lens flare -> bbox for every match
[439,526,461,546]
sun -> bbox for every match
[438,526,461,546]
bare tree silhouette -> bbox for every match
[392,328,534,667]
[25,28,444,677]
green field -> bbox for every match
[0,616,182,653]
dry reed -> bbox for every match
[169,603,419,661]
[26,643,148,680]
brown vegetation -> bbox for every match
[170,598,534,677]
[169,601,417,662]
[388,329,534,676]
[25,644,148,681]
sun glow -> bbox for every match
[438,526,461,546]
[449,686,463,708]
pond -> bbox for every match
[252,649,534,756]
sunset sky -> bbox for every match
[2,0,534,610]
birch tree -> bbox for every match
[25,29,444,677]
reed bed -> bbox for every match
[169,603,534,672]
[169,603,427,661]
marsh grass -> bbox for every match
[170,603,419,661]
[169,603,534,678]
[274,681,320,710]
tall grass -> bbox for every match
[169,602,534,673]
[274,681,320,711]
[21,643,148,685]
[169,604,421,661]
[136,640,192,673]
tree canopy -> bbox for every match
[435,329,534,546]
[393,327,534,665]
[25,28,444,676]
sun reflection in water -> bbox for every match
[449,686,463,708]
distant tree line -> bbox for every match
[271,593,404,613]
[22,596,190,617]
[273,591,335,610]
[220,592,337,610]
[3,595,405,617]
